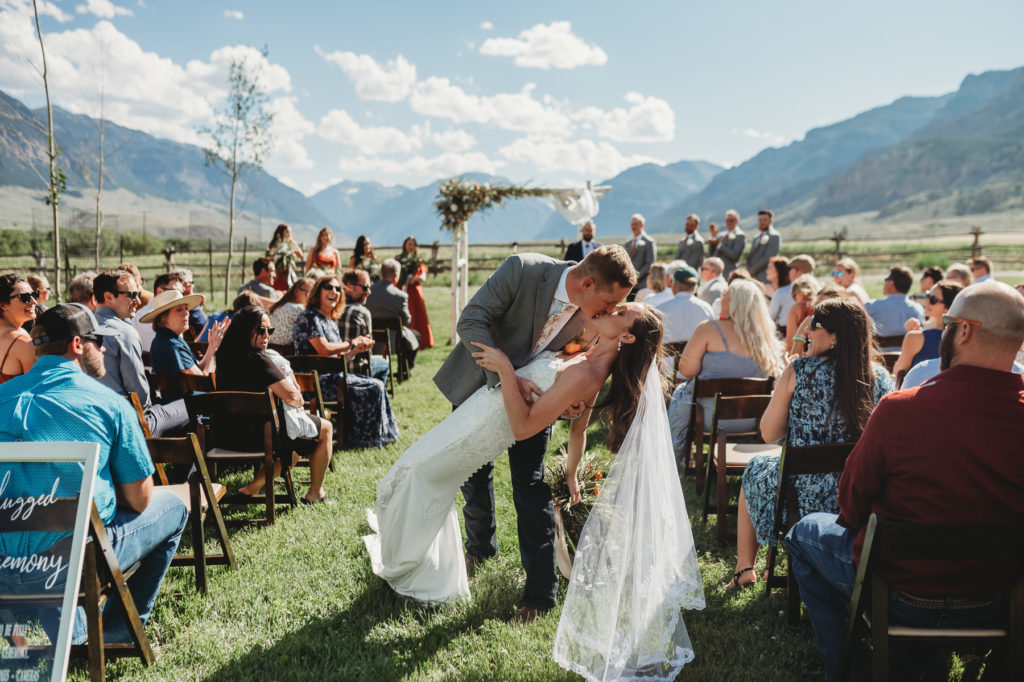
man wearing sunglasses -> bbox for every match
[340,269,388,382]
[785,281,1024,680]
[94,270,188,437]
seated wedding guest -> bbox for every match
[366,258,420,371]
[698,257,727,306]
[396,236,434,349]
[729,297,893,591]
[0,274,39,383]
[132,271,184,352]
[305,227,341,274]
[636,263,671,306]
[667,279,785,461]
[68,271,98,311]
[920,265,944,292]
[26,273,50,318]
[146,289,228,402]
[349,235,381,283]
[238,257,281,308]
[892,280,962,376]
[865,266,924,343]
[944,262,972,288]
[0,304,187,645]
[785,282,1024,680]
[118,262,152,305]
[655,264,713,344]
[216,305,333,504]
[341,270,388,382]
[969,256,992,284]
[830,257,869,303]
[175,269,207,335]
[294,275,399,449]
[764,255,790,299]
[770,255,815,336]
[94,270,189,436]
[785,274,821,350]
[268,277,313,346]
[787,284,853,357]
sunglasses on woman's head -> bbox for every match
[8,290,40,304]
[256,327,276,336]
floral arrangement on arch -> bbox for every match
[434,178,554,232]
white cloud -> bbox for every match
[267,96,314,169]
[223,9,243,20]
[75,0,132,18]
[735,128,787,146]
[479,21,607,70]
[319,109,420,154]
[410,77,571,133]
[429,127,476,152]
[338,151,503,178]
[480,21,493,30]
[1,0,71,23]
[574,92,675,142]
[499,135,659,177]
[317,48,416,102]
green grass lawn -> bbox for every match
[74,286,969,682]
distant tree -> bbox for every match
[197,52,274,300]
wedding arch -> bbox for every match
[434,178,609,343]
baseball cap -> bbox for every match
[673,264,699,283]
[31,304,116,347]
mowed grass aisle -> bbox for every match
[83,286,826,682]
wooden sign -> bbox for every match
[0,442,100,682]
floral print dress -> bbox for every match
[741,356,893,545]
[293,309,399,449]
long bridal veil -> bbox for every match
[553,360,705,682]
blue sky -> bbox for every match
[1,0,1022,195]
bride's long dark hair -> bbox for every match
[601,306,665,453]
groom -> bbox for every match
[434,245,637,622]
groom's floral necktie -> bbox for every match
[533,301,577,355]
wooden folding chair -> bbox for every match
[837,515,1024,681]
[688,376,773,493]
[268,342,294,356]
[700,393,781,546]
[146,371,215,405]
[291,370,334,472]
[373,317,412,390]
[879,352,901,374]
[764,441,857,625]
[187,340,208,360]
[875,334,905,350]
[0,498,155,680]
[286,355,349,448]
[895,369,908,390]
[184,390,297,526]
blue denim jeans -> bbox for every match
[786,512,1003,681]
[370,355,390,384]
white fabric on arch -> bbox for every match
[549,186,599,227]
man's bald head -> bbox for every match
[945,281,1024,369]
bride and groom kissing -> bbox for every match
[363,245,704,681]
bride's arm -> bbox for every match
[565,393,598,506]
[472,342,593,441]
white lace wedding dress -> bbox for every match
[363,352,564,603]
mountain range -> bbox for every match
[1,63,1021,246]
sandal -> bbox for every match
[725,567,757,591]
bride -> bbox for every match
[363,303,704,681]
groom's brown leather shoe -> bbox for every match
[507,606,546,624]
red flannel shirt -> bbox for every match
[837,364,1024,595]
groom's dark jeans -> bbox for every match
[460,424,557,611]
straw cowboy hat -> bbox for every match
[139,289,204,324]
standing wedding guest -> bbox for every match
[919,265,944,292]
[729,297,893,590]
[293,275,398,449]
[865,266,924,341]
[305,227,341,274]
[268,277,313,346]
[132,272,184,352]
[674,214,706,270]
[341,270,388,382]
[764,255,791,299]
[698,257,727,306]
[67,271,98,311]
[785,282,1024,681]
[709,209,746,277]
[146,289,228,401]
[785,274,821,350]
[624,213,656,299]
[396,236,434,350]
[944,262,973,288]
[265,223,305,291]
[636,263,671,307]
[349,235,381,283]
[0,275,39,383]
[563,220,601,262]
[0,305,186,647]
[830,257,869,303]
[892,280,962,376]
[667,278,784,459]
[366,259,420,371]
[746,209,781,283]
[656,265,714,345]
[968,256,992,284]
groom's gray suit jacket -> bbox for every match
[434,253,586,406]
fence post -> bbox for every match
[430,241,440,276]
[241,237,248,286]
[162,246,176,273]
[32,250,46,278]
[208,238,214,297]
[970,226,983,259]
[830,231,845,263]
[558,239,566,257]
[512,241,519,255]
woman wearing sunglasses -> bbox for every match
[830,257,869,304]
[892,280,962,377]
[293,276,398,449]
[0,274,39,384]
[727,297,893,590]
[216,306,334,504]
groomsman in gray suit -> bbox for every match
[709,209,745,276]
[673,214,706,270]
[746,209,781,283]
[434,246,637,623]
[623,213,655,300]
